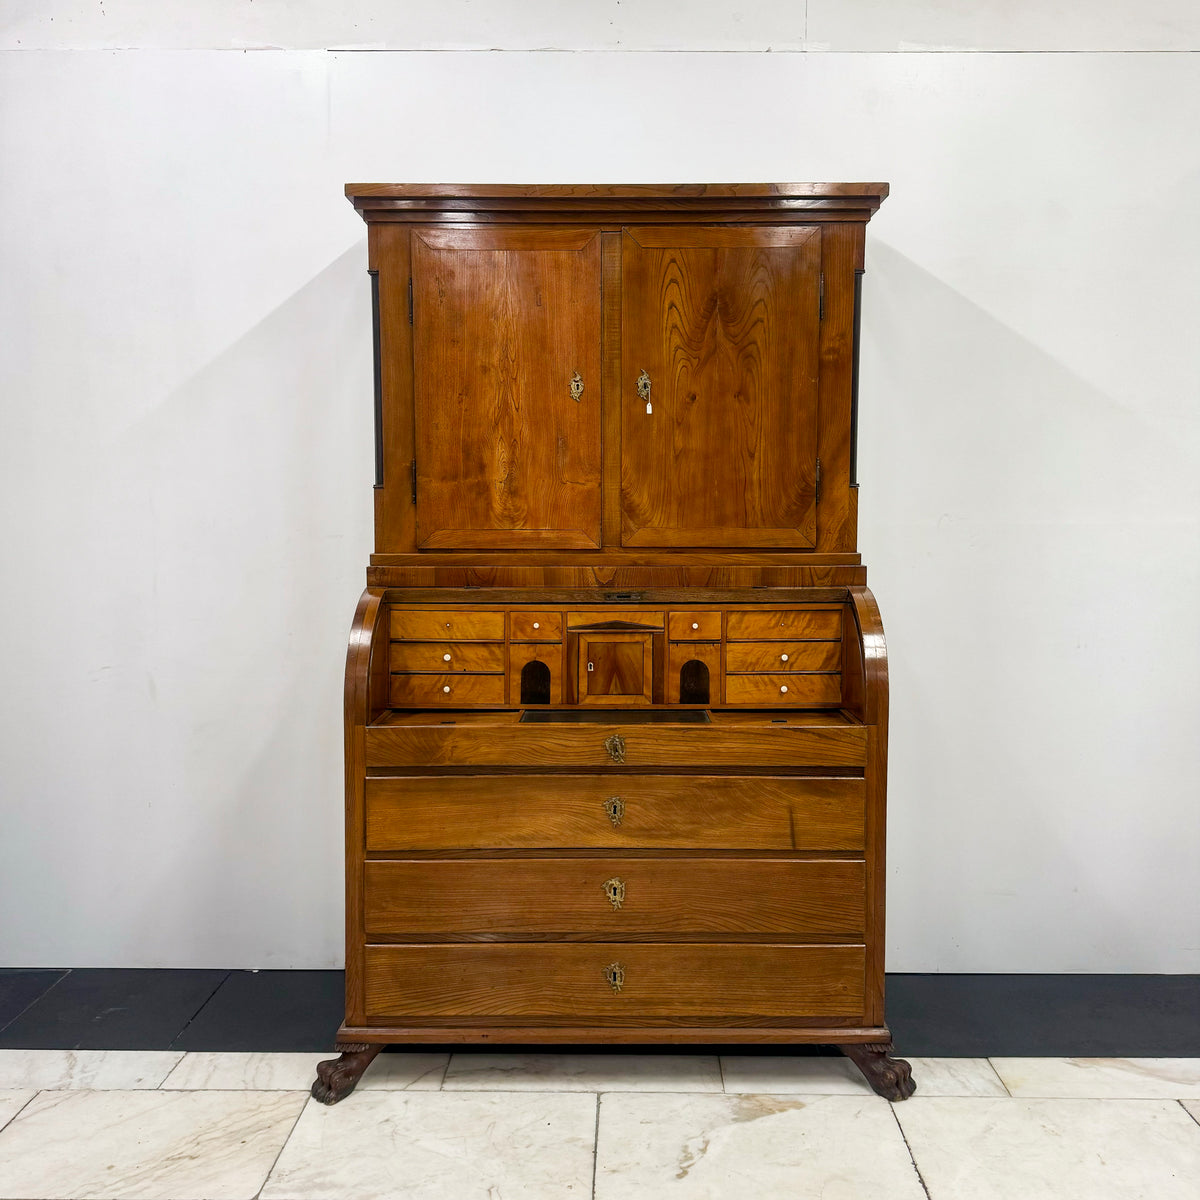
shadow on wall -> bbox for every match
[865,242,1200,971]
[106,241,372,965]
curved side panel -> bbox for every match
[344,588,387,1027]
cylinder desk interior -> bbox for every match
[312,183,915,1103]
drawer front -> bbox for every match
[668,611,722,641]
[726,641,841,674]
[365,775,865,851]
[365,724,868,769]
[725,673,841,706]
[389,673,506,708]
[391,609,505,642]
[510,612,562,642]
[364,859,864,939]
[727,609,841,641]
[390,642,506,674]
[364,943,865,1020]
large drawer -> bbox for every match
[390,610,505,642]
[365,775,865,851]
[364,723,868,769]
[390,642,506,673]
[727,609,841,641]
[389,674,506,708]
[725,673,841,706]
[726,641,841,674]
[364,859,864,939]
[364,943,865,1020]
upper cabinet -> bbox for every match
[620,225,821,548]
[411,227,603,550]
[346,184,888,559]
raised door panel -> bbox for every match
[620,225,822,548]
[412,227,603,549]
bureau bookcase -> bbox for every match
[314,184,915,1102]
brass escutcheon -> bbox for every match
[602,877,626,910]
[604,733,626,764]
[603,795,624,827]
[604,961,626,993]
[636,369,651,401]
[570,371,584,401]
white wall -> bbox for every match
[1,5,1198,970]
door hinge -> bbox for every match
[410,459,417,504]
[407,277,414,325]
[815,457,822,504]
[819,273,825,320]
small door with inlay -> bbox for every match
[578,633,654,706]
[411,227,603,549]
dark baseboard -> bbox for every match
[1,969,1196,1056]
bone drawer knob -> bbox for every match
[443,653,452,662]
[780,685,788,694]
[533,622,540,629]
[781,653,789,662]
[443,685,451,693]
[692,622,699,630]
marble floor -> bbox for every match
[0,1051,1196,1199]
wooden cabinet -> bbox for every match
[315,184,914,1107]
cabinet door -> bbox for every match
[620,226,821,548]
[412,228,602,549]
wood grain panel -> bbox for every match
[620,226,821,547]
[364,722,868,769]
[668,611,722,640]
[725,673,841,706]
[390,642,505,673]
[364,943,865,1019]
[390,610,505,642]
[389,674,506,708]
[412,227,602,548]
[364,774,866,851]
[364,859,864,938]
[726,641,842,673]
[726,609,842,641]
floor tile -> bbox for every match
[594,1092,927,1199]
[719,1054,872,1094]
[888,973,1200,1056]
[0,969,226,1050]
[262,1090,596,1199]
[907,1056,1009,1096]
[0,970,67,1032]
[0,1092,34,1133]
[896,1096,1200,1200]
[171,970,344,1051]
[444,1051,722,1092]
[0,1088,306,1199]
[0,1049,181,1089]
[991,1056,1200,1098]
[162,1050,446,1091]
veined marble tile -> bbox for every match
[0,1049,181,1090]
[0,1092,34,1133]
[595,1092,927,1199]
[719,1055,872,1094]
[262,1090,596,1199]
[160,1050,446,1091]
[0,1088,306,1199]
[443,1051,723,1092]
[906,1057,1009,1096]
[991,1057,1200,1098]
[896,1097,1200,1200]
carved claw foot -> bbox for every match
[311,1042,383,1104]
[842,1042,916,1101]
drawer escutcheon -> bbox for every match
[604,961,626,993]
[604,733,626,763]
[603,795,625,827]
[602,877,626,910]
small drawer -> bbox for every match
[726,609,841,642]
[668,611,722,641]
[389,673,506,708]
[726,641,841,674]
[390,642,505,674]
[725,673,841,706]
[510,612,562,642]
[390,609,505,642]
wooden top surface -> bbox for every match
[347,183,889,200]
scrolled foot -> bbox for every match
[311,1042,383,1105]
[842,1041,916,1101]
